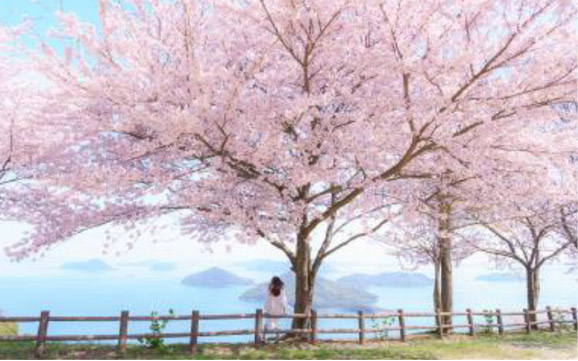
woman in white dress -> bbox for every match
[264,276,287,332]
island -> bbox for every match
[181,267,254,288]
[60,259,113,272]
[337,272,432,288]
[341,305,391,313]
[239,272,378,309]
[476,273,524,282]
[240,259,334,276]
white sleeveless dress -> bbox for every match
[264,289,288,330]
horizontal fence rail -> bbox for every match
[0,306,575,356]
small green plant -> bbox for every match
[138,309,175,351]
[482,310,494,334]
[370,316,395,340]
[552,308,570,332]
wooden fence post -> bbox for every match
[254,309,263,348]
[496,309,504,336]
[436,310,444,339]
[118,311,129,354]
[546,306,555,332]
[189,310,200,354]
[358,311,365,345]
[398,309,406,342]
[523,309,531,334]
[35,310,50,357]
[466,309,475,337]
[310,310,318,344]
[572,307,577,331]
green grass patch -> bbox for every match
[0,323,17,337]
[0,331,575,360]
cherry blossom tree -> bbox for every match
[551,102,578,265]
[465,106,577,325]
[385,94,576,331]
[0,25,22,188]
[3,0,577,328]
[474,203,574,328]
[558,203,578,273]
[558,203,577,250]
[0,22,81,234]
[385,192,476,332]
[0,22,43,201]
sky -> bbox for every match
[0,0,99,29]
[0,0,574,283]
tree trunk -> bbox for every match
[439,238,453,333]
[433,257,442,329]
[526,267,540,330]
[438,201,453,334]
[292,230,313,331]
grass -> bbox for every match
[0,323,17,337]
[0,331,575,360]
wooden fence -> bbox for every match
[0,307,576,356]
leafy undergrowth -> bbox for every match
[0,331,575,360]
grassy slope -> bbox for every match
[0,331,576,360]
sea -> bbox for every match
[1,263,576,343]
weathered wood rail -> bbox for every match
[0,306,575,356]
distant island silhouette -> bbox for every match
[60,259,113,272]
[338,272,433,288]
[181,267,254,288]
[476,273,524,282]
[239,259,334,276]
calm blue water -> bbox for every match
[1,268,576,343]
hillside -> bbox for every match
[182,267,254,288]
[239,272,378,309]
[239,259,334,276]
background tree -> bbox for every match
[559,203,577,249]
[385,96,576,331]
[474,204,574,328]
[386,198,475,332]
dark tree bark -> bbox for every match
[525,266,540,329]
[438,200,453,334]
[292,231,314,330]
[439,242,453,332]
[433,257,442,328]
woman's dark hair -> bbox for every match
[269,276,284,297]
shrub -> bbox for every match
[138,309,174,351]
